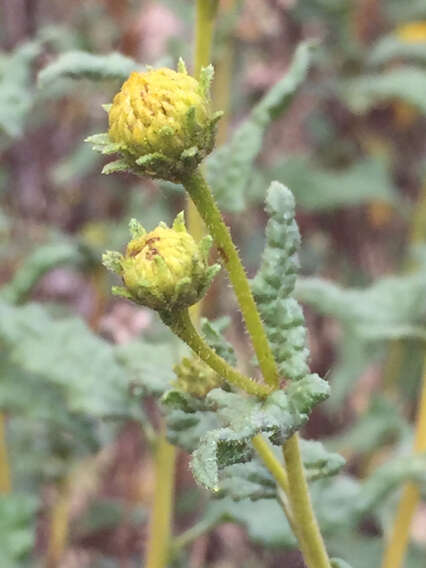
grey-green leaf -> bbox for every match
[252,182,311,380]
[206,41,315,212]
[38,51,140,87]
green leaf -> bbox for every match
[327,396,407,454]
[217,439,344,501]
[165,373,329,491]
[115,337,180,397]
[263,157,399,211]
[295,273,426,340]
[369,34,426,66]
[328,532,424,568]
[325,330,378,411]
[252,182,311,380]
[301,439,346,482]
[0,494,38,566]
[206,41,314,211]
[38,51,140,87]
[359,452,426,513]
[340,67,426,114]
[1,240,94,304]
[205,496,295,548]
[200,317,237,366]
[0,41,41,138]
[331,559,353,568]
[0,301,135,419]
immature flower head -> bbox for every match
[102,213,220,312]
[174,356,225,398]
[87,60,222,182]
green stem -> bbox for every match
[181,170,331,567]
[162,309,271,397]
[283,435,331,568]
[251,434,289,494]
[194,0,219,77]
[145,433,176,568]
[172,517,219,553]
[252,433,317,567]
[0,414,11,494]
[188,0,219,320]
[381,355,426,568]
[182,168,280,388]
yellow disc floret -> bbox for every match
[96,61,222,181]
[102,213,220,313]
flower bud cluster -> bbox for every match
[174,356,224,397]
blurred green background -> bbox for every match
[1,1,426,567]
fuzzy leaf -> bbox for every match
[252,182,311,380]
[115,338,179,397]
[1,240,94,304]
[359,452,426,512]
[102,159,131,175]
[217,439,344,501]
[201,317,237,366]
[262,157,399,211]
[207,41,314,211]
[341,67,426,113]
[38,51,140,87]
[369,34,426,66]
[0,41,41,138]
[0,494,38,566]
[165,373,329,491]
[0,301,136,419]
[295,273,426,340]
[331,559,354,568]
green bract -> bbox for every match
[86,60,222,181]
[102,212,220,312]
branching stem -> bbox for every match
[162,309,271,397]
[181,168,332,568]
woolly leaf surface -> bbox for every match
[164,374,329,491]
[38,51,140,87]
[252,182,311,380]
[340,67,426,113]
[0,301,135,419]
[206,41,314,212]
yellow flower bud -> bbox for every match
[174,356,224,397]
[88,61,222,182]
[102,212,220,312]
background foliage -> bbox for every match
[1,1,425,566]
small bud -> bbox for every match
[174,356,224,397]
[102,212,221,312]
[92,63,223,182]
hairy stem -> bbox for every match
[163,309,271,397]
[145,433,176,568]
[188,0,220,320]
[0,414,11,494]
[182,168,280,388]
[194,0,219,77]
[381,356,426,568]
[252,434,317,564]
[182,169,331,567]
[252,434,289,494]
[283,435,332,568]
